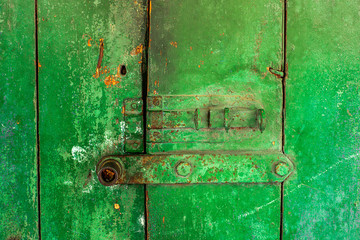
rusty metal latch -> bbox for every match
[97,152,294,185]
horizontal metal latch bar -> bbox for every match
[147,108,265,132]
[96,152,294,185]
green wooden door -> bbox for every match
[1,0,360,239]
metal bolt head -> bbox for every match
[274,162,290,177]
[175,161,193,178]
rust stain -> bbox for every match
[82,34,94,47]
[93,38,104,78]
[104,75,120,88]
[163,216,165,223]
[38,61,42,68]
[114,203,120,209]
[170,41,178,48]
[347,109,352,116]
[148,0,152,14]
[190,46,192,50]
[97,38,104,69]
[266,67,283,79]
[131,44,144,56]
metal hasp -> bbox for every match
[97,152,294,185]
[98,0,287,187]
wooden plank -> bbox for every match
[284,0,360,238]
[37,0,148,238]
[0,0,38,239]
[147,184,281,239]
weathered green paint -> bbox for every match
[3,0,360,238]
[148,0,284,153]
[284,0,360,238]
[99,152,293,184]
[0,0,38,239]
[147,184,281,239]
[37,0,148,238]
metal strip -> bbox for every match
[97,152,294,185]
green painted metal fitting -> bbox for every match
[174,161,193,178]
[97,159,123,186]
[258,109,266,133]
[273,162,290,177]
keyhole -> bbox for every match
[120,65,127,75]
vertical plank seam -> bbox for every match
[34,0,41,238]
[280,0,288,239]
[144,0,151,239]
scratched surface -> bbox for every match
[0,0,38,239]
[284,0,360,238]
[148,0,284,153]
[147,184,281,239]
[38,0,147,238]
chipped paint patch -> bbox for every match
[71,146,87,163]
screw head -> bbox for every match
[175,161,193,178]
[274,162,290,177]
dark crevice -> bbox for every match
[280,0,288,239]
[280,182,285,239]
[144,185,149,240]
[34,0,41,239]
[143,1,151,239]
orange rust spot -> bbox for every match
[347,109,352,116]
[104,75,120,88]
[114,203,120,209]
[170,41,178,48]
[87,38,92,46]
[131,44,144,56]
[121,106,125,114]
[138,61,142,64]
[190,46,192,50]
[153,90,158,95]
[38,61,41,68]
[198,65,201,68]
[163,216,165,223]
[148,0,152,14]
[211,51,213,54]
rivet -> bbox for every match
[274,162,290,177]
[174,161,193,178]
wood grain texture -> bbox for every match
[0,0,38,239]
[284,0,360,238]
[37,0,148,238]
